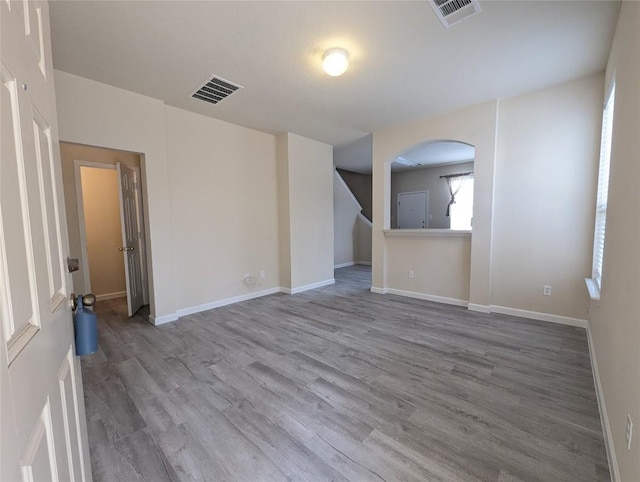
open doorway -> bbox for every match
[60,142,150,317]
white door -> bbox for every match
[397,191,428,229]
[1,0,92,481]
[117,163,144,316]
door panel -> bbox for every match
[1,65,40,358]
[397,191,428,229]
[117,163,144,316]
[33,109,65,311]
[1,0,91,480]
[57,350,85,482]
[20,400,59,482]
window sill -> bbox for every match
[384,229,471,238]
[585,278,601,301]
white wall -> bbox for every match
[334,171,362,267]
[372,74,603,322]
[278,133,334,291]
[373,101,498,307]
[164,106,280,312]
[386,234,470,303]
[589,2,640,480]
[55,71,175,321]
[56,71,336,320]
[492,74,603,320]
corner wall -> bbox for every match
[55,71,175,321]
[372,101,498,308]
[59,142,141,293]
[372,73,604,323]
[588,2,640,480]
[55,71,337,321]
[278,133,334,292]
[164,106,280,312]
[492,74,603,320]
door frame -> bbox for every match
[73,160,149,304]
[397,190,429,229]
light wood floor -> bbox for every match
[82,265,610,481]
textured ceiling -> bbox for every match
[50,0,620,158]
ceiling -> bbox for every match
[392,140,475,172]
[50,0,620,162]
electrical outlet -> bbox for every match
[260,270,266,279]
[626,414,633,450]
[543,285,552,296]
[408,270,415,279]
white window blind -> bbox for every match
[592,81,615,289]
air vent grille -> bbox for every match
[191,75,243,105]
[429,0,482,28]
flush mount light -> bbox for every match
[322,48,349,76]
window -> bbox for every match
[450,176,474,230]
[592,80,615,289]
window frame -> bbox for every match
[590,78,616,294]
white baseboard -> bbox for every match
[490,305,587,328]
[468,303,491,313]
[355,261,372,266]
[334,261,355,269]
[152,280,337,325]
[370,286,387,294]
[95,291,126,301]
[177,287,281,318]
[385,288,469,308]
[281,278,335,295]
[586,323,620,482]
[149,313,178,326]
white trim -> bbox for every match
[370,286,387,294]
[385,288,468,308]
[357,212,372,228]
[586,322,619,482]
[468,303,491,313]
[95,291,126,301]
[384,228,471,237]
[585,277,601,301]
[177,287,281,317]
[149,313,178,326]
[151,281,338,326]
[334,261,355,269]
[355,261,372,266]
[489,305,587,328]
[334,169,362,211]
[282,279,335,295]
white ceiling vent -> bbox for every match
[429,0,482,29]
[191,75,243,105]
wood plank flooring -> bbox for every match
[82,265,610,481]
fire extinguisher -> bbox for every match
[72,293,98,356]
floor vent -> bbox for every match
[429,0,482,28]
[191,75,243,105]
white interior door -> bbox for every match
[397,191,428,229]
[117,163,144,317]
[1,1,92,481]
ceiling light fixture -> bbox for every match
[322,48,349,77]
